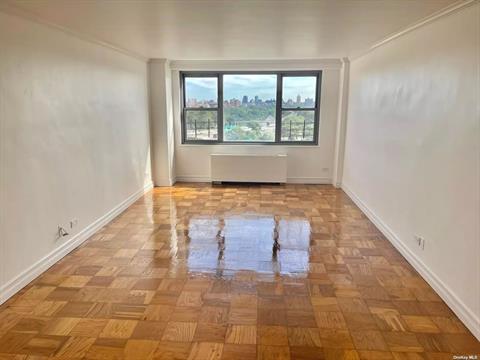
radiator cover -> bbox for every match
[210,154,287,183]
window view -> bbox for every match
[181,71,320,144]
[281,76,317,142]
[185,111,218,140]
[184,77,217,108]
[184,77,218,140]
[281,111,315,141]
[282,76,316,108]
[223,74,277,142]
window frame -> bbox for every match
[180,70,322,145]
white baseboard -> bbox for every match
[175,175,211,183]
[287,177,332,184]
[154,178,175,186]
[342,183,480,341]
[0,181,154,305]
[175,175,332,185]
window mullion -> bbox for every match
[218,73,223,142]
[275,73,282,143]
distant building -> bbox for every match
[242,95,248,104]
[296,94,301,104]
[305,98,314,107]
[187,98,197,107]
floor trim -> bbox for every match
[342,183,480,340]
[287,177,332,184]
[0,181,154,305]
[175,175,332,185]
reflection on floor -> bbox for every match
[0,183,478,359]
[188,215,311,275]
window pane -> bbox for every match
[282,76,316,108]
[185,77,217,108]
[281,111,315,142]
[223,74,277,142]
[185,110,217,140]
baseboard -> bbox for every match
[154,178,175,186]
[342,183,480,340]
[175,175,333,185]
[0,181,154,305]
[287,177,332,184]
[176,175,211,183]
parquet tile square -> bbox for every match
[153,341,192,360]
[199,307,229,324]
[54,336,96,359]
[187,342,223,360]
[287,327,322,347]
[85,338,127,360]
[0,184,477,359]
[21,335,68,356]
[220,344,256,360]
[124,339,158,359]
[323,348,360,360]
[99,319,137,339]
[315,311,347,329]
[225,325,256,344]
[69,319,108,338]
[171,306,202,322]
[41,317,81,336]
[318,329,355,349]
[383,332,424,352]
[403,316,441,334]
[258,308,287,326]
[131,320,167,340]
[257,345,290,360]
[257,326,288,346]
[193,323,227,342]
[228,307,257,325]
[350,330,388,351]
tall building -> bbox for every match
[242,95,248,104]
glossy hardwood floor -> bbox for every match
[0,183,478,359]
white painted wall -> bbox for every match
[343,3,479,338]
[0,12,152,300]
[171,65,341,184]
[149,59,175,186]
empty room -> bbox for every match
[0,0,479,359]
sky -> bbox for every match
[185,75,316,102]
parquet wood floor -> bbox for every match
[0,183,478,359]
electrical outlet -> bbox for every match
[414,235,425,250]
[57,226,69,238]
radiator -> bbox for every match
[210,154,287,183]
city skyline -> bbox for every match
[186,94,315,108]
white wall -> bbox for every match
[343,3,479,338]
[149,59,175,186]
[170,64,341,184]
[0,12,152,301]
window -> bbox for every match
[183,76,219,141]
[181,71,321,144]
[223,74,277,142]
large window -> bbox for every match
[181,71,321,144]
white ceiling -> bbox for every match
[5,0,457,60]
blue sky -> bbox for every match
[185,75,316,102]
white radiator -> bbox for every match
[210,154,287,183]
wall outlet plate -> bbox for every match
[414,235,425,250]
